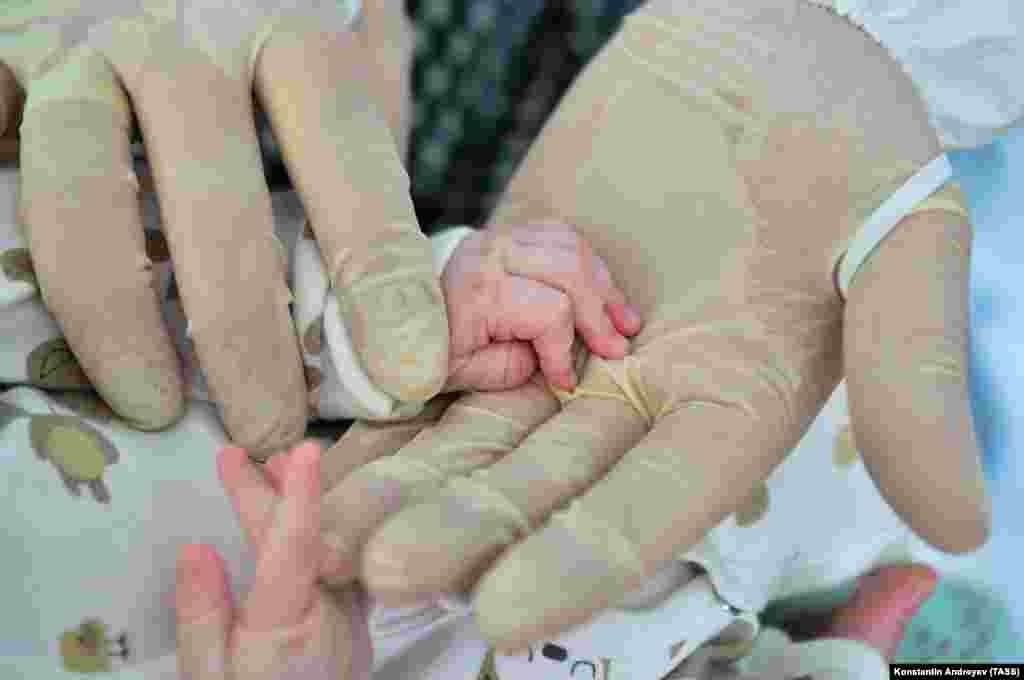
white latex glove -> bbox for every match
[302,0,990,652]
[176,442,372,680]
[0,0,439,458]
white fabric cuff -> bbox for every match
[489,572,754,679]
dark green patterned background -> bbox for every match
[405,0,644,233]
[261,0,644,233]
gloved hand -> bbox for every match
[304,0,990,651]
[0,0,437,457]
[176,442,372,680]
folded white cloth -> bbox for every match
[805,0,1024,149]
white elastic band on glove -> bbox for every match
[836,154,953,299]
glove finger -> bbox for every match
[176,544,232,679]
[125,37,306,458]
[321,380,558,588]
[320,393,458,493]
[19,49,183,429]
[317,395,456,582]
[844,208,989,554]
[358,0,416,152]
[256,20,447,404]
[470,401,789,650]
[362,394,646,604]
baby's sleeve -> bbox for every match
[295,222,475,422]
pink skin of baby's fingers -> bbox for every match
[828,564,939,660]
[264,451,291,495]
[574,250,641,357]
[446,341,540,392]
[587,255,642,353]
[240,442,322,631]
[176,543,233,626]
[218,446,279,548]
[175,543,232,679]
[606,301,644,338]
[496,276,578,390]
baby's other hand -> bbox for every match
[176,444,372,680]
[440,221,643,392]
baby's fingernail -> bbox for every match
[562,371,578,391]
[623,304,643,329]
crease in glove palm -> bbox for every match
[0,0,437,458]
[296,0,991,652]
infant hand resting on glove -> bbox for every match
[286,215,642,425]
[128,185,641,450]
[438,223,642,395]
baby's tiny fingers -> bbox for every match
[218,447,278,550]
[606,300,644,337]
[592,255,643,338]
[446,342,539,392]
[498,276,577,391]
[501,229,629,359]
[175,544,231,679]
[241,442,322,631]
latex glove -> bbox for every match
[221,216,643,566]
[176,442,372,680]
[0,0,440,457]
[310,0,990,651]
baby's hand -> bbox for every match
[176,444,371,680]
[441,221,642,392]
